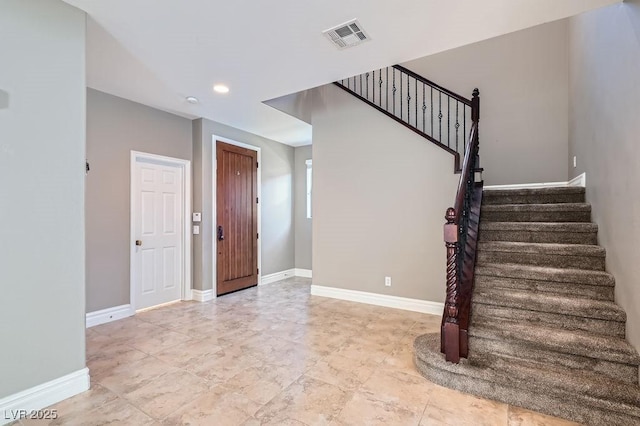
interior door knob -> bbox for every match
[135,240,142,246]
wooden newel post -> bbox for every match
[471,88,480,122]
[442,207,460,363]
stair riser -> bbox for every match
[414,352,640,426]
[477,251,605,271]
[475,275,615,302]
[473,304,626,338]
[469,336,639,384]
[483,193,585,205]
[480,229,597,244]
[481,211,591,222]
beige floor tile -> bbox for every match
[126,328,193,355]
[187,344,263,384]
[28,279,576,425]
[507,405,581,426]
[420,384,508,426]
[224,362,304,405]
[124,369,210,420]
[360,368,433,412]
[162,385,261,425]
[305,353,377,391]
[254,375,353,425]
[153,336,225,368]
[331,391,423,426]
[43,396,154,426]
[86,344,149,381]
[97,356,177,396]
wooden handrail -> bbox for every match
[441,88,481,363]
[393,65,472,106]
[453,124,478,221]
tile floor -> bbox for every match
[18,278,579,425]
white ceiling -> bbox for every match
[65,0,619,147]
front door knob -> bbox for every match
[135,240,142,246]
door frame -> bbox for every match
[212,136,262,296]
[130,151,192,310]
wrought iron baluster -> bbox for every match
[438,91,443,143]
[447,96,450,148]
[392,68,396,116]
[431,87,434,136]
[422,84,426,133]
[455,101,460,154]
[408,77,413,124]
[386,68,389,112]
[463,107,466,157]
[360,74,363,97]
[400,72,403,121]
[379,70,383,108]
[372,70,375,104]
[366,72,369,100]
[415,78,417,129]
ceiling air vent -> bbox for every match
[323,19,370,49]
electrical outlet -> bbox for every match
[385,276,392,287]
[573,156,577,168]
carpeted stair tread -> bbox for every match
[476,262,615,287]
[414,333,640,425]
[470,321,640,365]
[481,203,591,223]
[483,187,586,205]
[477,241,606,270]
[479,221,598,244]
[473,287,626,322]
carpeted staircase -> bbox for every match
[414,186,640,425]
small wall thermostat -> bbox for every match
[192,212,202,222]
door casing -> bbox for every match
[130,151,192,310]
[212,136,262,298]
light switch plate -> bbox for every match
[193,225,200,235]
[192,212,202,222]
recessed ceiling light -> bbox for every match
[213,84,230,94]
[186,96,199,104]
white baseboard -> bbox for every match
[0,368,89,425]
[568,172,586,187]
[192,289,214,302]
[485,173,586,190]
[86,304,134,328]
[310,285,444,315]
[294,268,312,278]
[260,269,296,285]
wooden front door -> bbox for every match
[216,141,258,296]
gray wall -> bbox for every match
[294,145,312,270]
[86,89,192,312]
[402,19,569,186]
[192,118,295,291]
[568,1,640,351]
[0,0,86,397]
[312,85,458,302]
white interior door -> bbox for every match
[133,158,183,310]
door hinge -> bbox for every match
[256,197,259,204]
[257,232,259,239]
[257,268,259,274]
[256,162,259,169]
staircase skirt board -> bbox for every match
[413,186,640,425]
